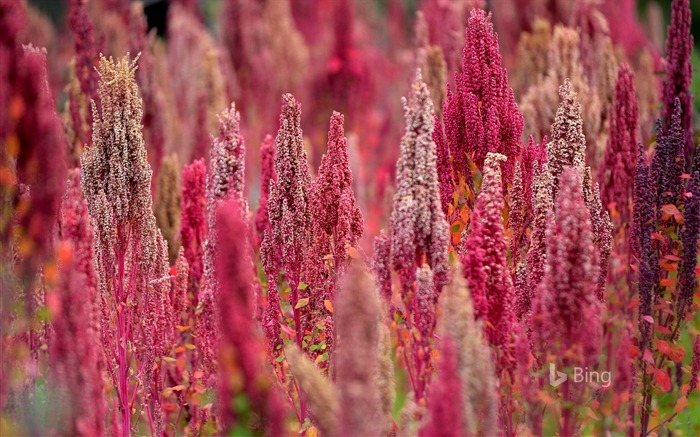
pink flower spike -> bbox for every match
[460,153,515,375]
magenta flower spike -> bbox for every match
[307,111,363,292]
[216,199,285,436]
[600,64,639,222]
[533,167,602,365]
[51,169,104,437]
[662,0,694,165]
[420,336,465,437]
[460,153,516,374]
[255,134,277,243]
[442,8,523,185]
[180,158,207,301]
[199,102,247,377]
[260,93,313,363]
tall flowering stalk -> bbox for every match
[661,0,693,165]
[441,8,523,187]
[260,93,313,422]
[509,135,547,266]
[255,134,276,244]
[50,169,104,437]
[460,153,515,374]
[215,199,284,436]
[437,263,498,436]
[532,167,602,437]
[459,152,517,433]
[420,337,463,437]
[335,262,383,436]
[285,262,394,436]
[81,54,171,437]
[633,99,698,435]
[387,71,449,402]
[180,158,207,302]
[600,64,639,224]
[67,0,101,147]
[7,44,67,285]
[548,79,612,301]
[154,153,182,264]
[305,111,363,368]
[261,93,312,335]
[199,102,246,379]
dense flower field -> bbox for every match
[1,0,699,435]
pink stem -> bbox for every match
[116,230,131,437]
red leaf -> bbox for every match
[656,339,671,355]
[629,345,641,359]
[668,345,686,363]
[660,204,684,224]
[642,315,655,324]
[654,369,671,392]
[655,325,672,335]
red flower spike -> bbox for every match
[51,169,105,437]
[255,134,276,243]
[420,336,465,437]
[215,199,285,436]
[600,64,639,223]
[460,153,516,375]
[442,8,523,184]
[180,159,207,302]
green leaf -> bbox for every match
[162,356,176,363]
[298,282,308,290]
[295,298,310,309]
[275,354,285,363]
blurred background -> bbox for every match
[14,0,700,237]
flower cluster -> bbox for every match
[2,0,699,436]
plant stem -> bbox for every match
[116,231,131,437]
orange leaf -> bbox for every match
[324,300,334,313]
[675,396,688,413]
[668,345,686,363]
[347,246,359,259]
[654,369,671,392]
[682,383,690,396]
[659,278,675,287]
[659,259,678,272]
